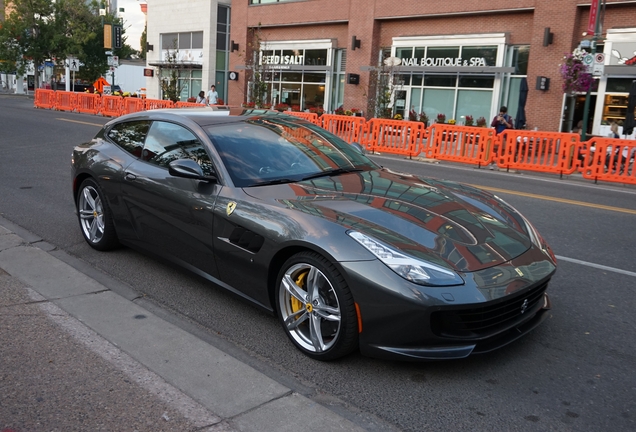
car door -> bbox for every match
[102,119,152,240]
[120,120,221,279]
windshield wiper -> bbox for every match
[301,167,364,181]
[247,178,298,187]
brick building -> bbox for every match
[228,0,636,136]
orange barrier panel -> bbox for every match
[578,137,636,185]
[75,93,101,115]
[495,130,580,175]
[34,89,56,109]
[321,114,366,143]
[361,119,424,157]
[285,111,321,125]
[175,101,204,108]
[121,97,145,115]
[144,99,174,110]
[101,95,123,117]
[55,91,76,112]
[428,124,494,165]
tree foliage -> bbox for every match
[0,0,139,86]
[160,41,183,102]
[241,26,268,107]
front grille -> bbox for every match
[430,280,549,339]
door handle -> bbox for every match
[124,173,137,181]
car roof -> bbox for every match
[110,107,304,128]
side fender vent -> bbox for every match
[229,226,265,253]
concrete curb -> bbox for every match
[0,222,371,431]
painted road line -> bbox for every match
[472,185,636,215]
[57,118,105,127]
[555,255,636,277]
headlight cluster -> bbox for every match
[347,231,464,287]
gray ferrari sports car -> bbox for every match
[71,108,556,361]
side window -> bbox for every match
[143,121,215,176]
[106,120,151,157]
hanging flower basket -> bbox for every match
[559,48,594,94]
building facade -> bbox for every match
[229,0,636,135]
[145,0,231,102]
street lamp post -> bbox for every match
[580,0,604,141]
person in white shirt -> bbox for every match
[206,85,218,105]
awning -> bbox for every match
[148,61,202,69]
[360,66,516,73]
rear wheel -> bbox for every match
[77,178,120,251]
[276,251,358,360]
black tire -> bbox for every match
[275,251,358,361]
[76,178,120,251]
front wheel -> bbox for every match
[275,252,358,361]
[76,178,120,251]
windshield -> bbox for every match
[205,116,378,187]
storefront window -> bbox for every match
[500,45,530,126]
[424,75,456,87]
[305,50,327,66]
[461,46,497,67]
[396,47,413,61]
[456,89,492,125]
[606,78,634,92]
[427,47,460,61]
[423,89,454,121]
[258,47,330,111]
[459,75,494,88]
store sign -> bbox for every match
[259,54,305,66]
[400,57,489,67]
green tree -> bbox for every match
[0,0,138,87]
[140,24,147,61]
[0,0,56,88]
[240,26,268,107]
[160,41,182,102]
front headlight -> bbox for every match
[347,231,464,286]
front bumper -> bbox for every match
[339,245,556,361]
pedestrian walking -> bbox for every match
[207,85,218,105]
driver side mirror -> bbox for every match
[169,159,217,182]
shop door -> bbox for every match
[394,90,407,119]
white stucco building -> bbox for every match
[145,0,231,102]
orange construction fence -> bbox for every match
[495,130,580,176]
[144,99,174,111]
[121,97,145,115]
[101,95,123,117]
[361,119,425,158]
[321,114,366,144]
[285,111,321,125]
[428,123,495,165]
[579,137,636,185]
[32,89,636,186]
[75,93,101,115]
[34,89,56,110]
[55,91,76,112]
[175,101,204,108]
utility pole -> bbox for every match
[581,0,604,141]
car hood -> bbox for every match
[244,169,535,273]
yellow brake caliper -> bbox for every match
[291,271,308,315]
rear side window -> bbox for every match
[143,121,215,176]
[106,120,151,157]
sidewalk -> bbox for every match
[0,217,374,432]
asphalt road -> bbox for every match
[1,95,635,431]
